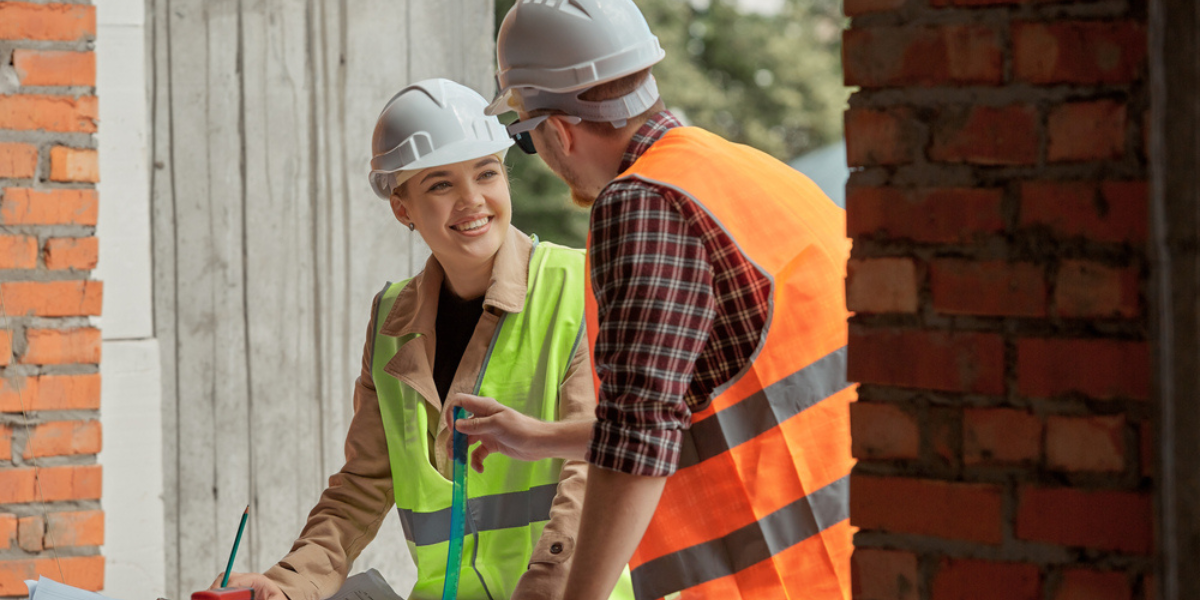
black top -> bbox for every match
[433,283,485,402]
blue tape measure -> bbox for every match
[442,406,469,600]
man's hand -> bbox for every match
[443,393,546,472]
[208,572,286,600]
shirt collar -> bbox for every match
[619,110,684,173]
[380,225,533,338]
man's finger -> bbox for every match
[454,414,498,435]
[471,445,491,473]
[443,394,498,432]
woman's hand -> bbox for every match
[443,393,547,472]
[208,572,286,600]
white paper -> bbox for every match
[25,577,119,600]
[324,569,405,600]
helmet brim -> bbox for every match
[369,138,513,200]
[485,89,516,117]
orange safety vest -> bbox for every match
[585,127,856,600]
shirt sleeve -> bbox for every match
[585,182,715,477]
[264,293,396,600]
[512,322,594,599]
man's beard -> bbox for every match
[541,140,597,208]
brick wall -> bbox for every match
[842,0,1152,598]
[0,2,103,596]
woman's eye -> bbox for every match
[427,181,451,192]
[478,170,499,180]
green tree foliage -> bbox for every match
[495,0,847,247]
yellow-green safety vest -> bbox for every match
[372,240,633,600]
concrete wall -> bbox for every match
[96,0,166,598]
[146,2,494,598]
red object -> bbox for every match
[191,588,253,600]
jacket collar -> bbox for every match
[379,225,533,339]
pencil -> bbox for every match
[220,505,250,588]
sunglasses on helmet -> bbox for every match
[506,115,583,155]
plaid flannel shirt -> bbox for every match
[586,112,772,477]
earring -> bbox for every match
[408,222,415,232]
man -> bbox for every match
[450,1,856,598]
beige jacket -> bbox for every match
[265,227,593,600]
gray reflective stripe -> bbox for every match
[679,346,849,469]
[397,482,560,547]
[630,474,849,600]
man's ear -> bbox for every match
[545,115,577,156]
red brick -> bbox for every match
[0,330,9,366]
[49,146,98,182]
[22,327,101,365]
[0,466,100,506]
[1054,569,1130,600]
[0,95,97,133]
[930,105,1039,165]
[37,464,102,502]
[931,259,1046,317]
[0,280,102,317]
[12,50,95,87]
[933,559,1040,600]
[17,515,43,552]
[0,188,98,226]
[963,408,1042,465]
[853,548,919,600]
[847,258,919,314]
[851,402,919,460]
[0,556,104,595]
[1047,415,1125,472]
[1016,486,1152,553]
[0,425,9,460]
[0,374,102,412]
[1020,181,1147,243]
[850,329,1005,394]
[1017,338,1149,400]
[846,107,920,166]
[1013,20,1147,85]
[848,187,1005,243]
[852,475,1004,544]
[0,514,14,550]
[1048,101,1126,162]
[44,236,99,270]
[0,469,35,503]
[24,420,101,458]
[928,407,959,467]
[0,143,37,179]
[844,25,1002,88]
[1054,260,1139,318]
[0,467,100,504]
[844,0,906,16]
[0,3,96,41]
[44,510,103,548]
[0,235,37,269]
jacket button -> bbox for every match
[550,542,563,554]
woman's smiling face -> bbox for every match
[391,155,512,279]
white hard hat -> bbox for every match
[485,0,666,123]
[369,78,513,200]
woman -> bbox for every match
[215,79,596,600]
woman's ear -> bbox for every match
[545,115,577,156]
[389,190,411,226]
